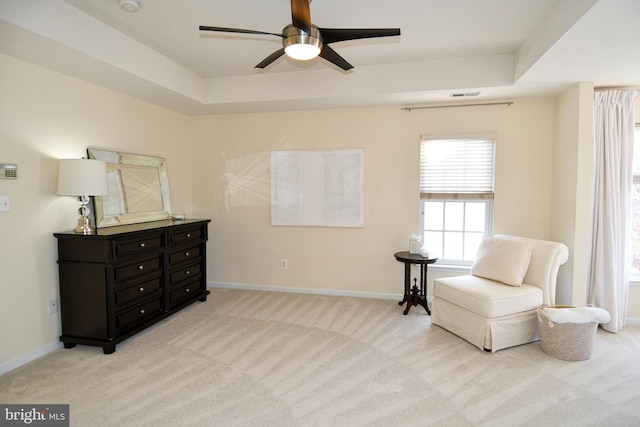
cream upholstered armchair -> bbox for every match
[431,235,569,352]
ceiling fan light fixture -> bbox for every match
[283,25,322,60]
[285,43,321,60]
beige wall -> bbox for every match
[0,54,194,368]
[2,52,638,371]
[551,82,595,305]
[192,98,558,297]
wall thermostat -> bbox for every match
[0,163,17,179]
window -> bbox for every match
[630,127,640,279]
[420,137,495,265]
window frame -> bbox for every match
[420,198,493,266]
[419,136,496,266]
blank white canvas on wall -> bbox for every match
[270,149,365,227]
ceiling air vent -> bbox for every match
[450,92,481,98]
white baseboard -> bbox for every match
[209,282,639,324]
[626,317,640,327]
[0,341,62,376]
[208,281,408,301]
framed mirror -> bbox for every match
[88,148,172,228]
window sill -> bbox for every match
[429,264,471,274]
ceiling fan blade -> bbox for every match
[319,45,353,71]
[255,49,286,69]
[319,28,401,44]
[199,26,283,38]
[290,0,312,34]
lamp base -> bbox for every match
[74,217,96,234]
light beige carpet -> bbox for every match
[1,289,639,426]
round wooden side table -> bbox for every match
[394,251,437,315]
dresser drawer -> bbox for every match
[170,281,201,305]
[116,297,162,331]
[114,255,162,282]
[169,225,205,246]
[169,262,201,287]
[113,233,164,259]
[168,245,201,266]
[115,276,162,306]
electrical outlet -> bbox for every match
[48,298,59,315]
[281,259,288,269]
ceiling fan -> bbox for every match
[199,0,400,71]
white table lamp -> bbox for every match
[57,158,109,234]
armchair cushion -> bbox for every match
[470,236,533,286]
[434,275,543,318]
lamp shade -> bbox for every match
[57,159,109,196]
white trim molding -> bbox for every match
[208,281,404,302]
[626,317,640,326]
[0,341,62,376]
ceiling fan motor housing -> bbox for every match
[199,0,400,71]
[283,25,323,60]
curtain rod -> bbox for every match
[402,101,513,111]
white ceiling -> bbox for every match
[1,0,639,115]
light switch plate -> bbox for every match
[0,196,10,212]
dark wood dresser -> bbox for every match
[54,219,211,354]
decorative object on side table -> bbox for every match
[394,251,437,315]
[409,234,422,254]
[57,158,109,234]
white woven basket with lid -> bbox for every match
[537,306,598,361]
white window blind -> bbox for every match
[420,138,495,199]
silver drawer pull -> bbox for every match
[139,243,146,248]
[139,309,145,315]
[185,252,190,256]
[138,265,144,270]
[186,233,191,237]
[185,288,190,293]
[185,270,191,275]
[138,287,144,292]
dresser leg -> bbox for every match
[63,342,76,349]
[103,344,116,355]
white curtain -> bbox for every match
[589,89,637,332]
